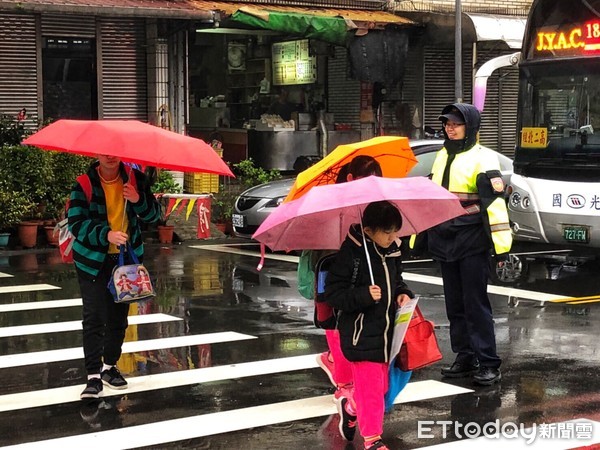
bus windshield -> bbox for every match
[516,63,600,180]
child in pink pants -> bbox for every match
[325,201,413,450]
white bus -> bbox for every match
[508,0,600,248]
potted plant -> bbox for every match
[211,186,237,234]
[152,169,182,244]
[0,190,36,248]
[210,159,281,235]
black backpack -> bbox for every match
[314,253,338,329]
[313,253,360,329]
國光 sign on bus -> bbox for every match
[533,20,600,56]
[521,127,548,148]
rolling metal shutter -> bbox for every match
[423,46,473,134]
[473,47,519,156]
[41,15,95,37]
[99,18,147,120]
[0,14,37,124]
[424,45,518,156]
[327,45,361,131]
[498,65,518,157]
[477,48,501,153]
[379,43,422,137]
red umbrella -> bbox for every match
[22,119,234,176]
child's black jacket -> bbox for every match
[325,224,414,363]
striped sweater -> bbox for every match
[67,161,162,278]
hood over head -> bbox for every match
[439,103,481,153]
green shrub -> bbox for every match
[0,144,93,221]
[46,152,93,218]
[151,169,182,194]
[233,158,281,190]
[0,114,27,147]
[0,190,35,231]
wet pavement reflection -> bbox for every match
[0,241,599,449]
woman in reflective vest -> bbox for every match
[428,103,512,386]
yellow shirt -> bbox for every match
[101,176,129,254]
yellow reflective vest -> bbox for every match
[429,143,512,259]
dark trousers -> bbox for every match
[78,255,129,375]
[439,251,501,369]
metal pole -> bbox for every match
[455,0,463,103]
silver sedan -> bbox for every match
[232,140,513,238]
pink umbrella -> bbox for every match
[252,176,466,253]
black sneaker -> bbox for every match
[366,440,390,450]
[336,397,356,441]
[101,366,128,390]
[441,361,480,378]
[473,366,501,386]
[80,378,103,399]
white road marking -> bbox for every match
[0,313,181,338]
[0,298,82,313]
[1,353,320,411]
[402,273,564,302]
[0,271,13,278]
[1,380,471,449]
[0,332,256,369]
[420,418,600,449]
[0,284,60,294]
[189,244,299,263]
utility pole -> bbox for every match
[455,0,463,103]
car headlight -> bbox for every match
[264,196,286,208]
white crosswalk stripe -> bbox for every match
[0,332,256,368]
[0,313,181,338]
[0,381,472,449]
[0,298,82,312]
[0,283,60,294]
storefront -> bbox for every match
[186,2,415,172]
[0,1,216,132]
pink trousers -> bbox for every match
[325,329,353,385]
[351,360,388,438]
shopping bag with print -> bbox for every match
[108,243,156,304]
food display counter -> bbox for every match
[248,129,360,171]
[188,126,360,172]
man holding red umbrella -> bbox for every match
[70,155,161,399]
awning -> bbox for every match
[464,13,526,49]
[191,1,414,46]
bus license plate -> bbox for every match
[563,226,589,243]
[231,214,245,228]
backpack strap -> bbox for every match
[76,174,92,203]
[75,166,137,205]
[125,166,137,189]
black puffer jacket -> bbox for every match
[325,225,414,363]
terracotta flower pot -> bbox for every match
[44,226,59,247]
[18,221,39,248]
[214,222,227,234]
[157,225,175,244]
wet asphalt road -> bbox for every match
[1,239,600,449]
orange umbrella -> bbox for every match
[284,136,417,202]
